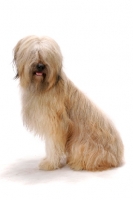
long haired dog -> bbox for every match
[13,36,124,171]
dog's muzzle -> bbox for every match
[35,63,46,76]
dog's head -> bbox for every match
[13,35,63,92]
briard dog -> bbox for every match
[13,35,124,171]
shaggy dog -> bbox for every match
[13,35,124,171]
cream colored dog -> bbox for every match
[14,35,124,171]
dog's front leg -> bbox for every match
[39,131,67,170]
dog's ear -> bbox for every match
[13,39,22,62]
[14,72,19,79]
[13,39,22,79]
[56,75,62,84]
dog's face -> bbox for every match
[13,36,63,92]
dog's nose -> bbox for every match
[36,63,45,71]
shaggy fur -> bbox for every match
[14,35,124,171]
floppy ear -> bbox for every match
[14,71,19,79]
[13,39,22,79]
[13,39,22,62]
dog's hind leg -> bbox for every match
[67,141,123,171]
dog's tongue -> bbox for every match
[36,72,43,76]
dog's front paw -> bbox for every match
[39,158,60,171]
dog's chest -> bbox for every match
[22,94,51,134]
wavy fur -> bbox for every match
[14,35,124,171]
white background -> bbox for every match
[0,0,133,199]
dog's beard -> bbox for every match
[28,68,49,93]
[21,67,60,93]
[15,64,61,93]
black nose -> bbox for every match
[36,63,45,71]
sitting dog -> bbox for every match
[13,35,124,171]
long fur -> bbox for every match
[14,35,124,171]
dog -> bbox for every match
[13,35,124,171]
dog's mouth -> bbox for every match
[34,72,44,76]
[33,71,46,79]
[32,63,47,81]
